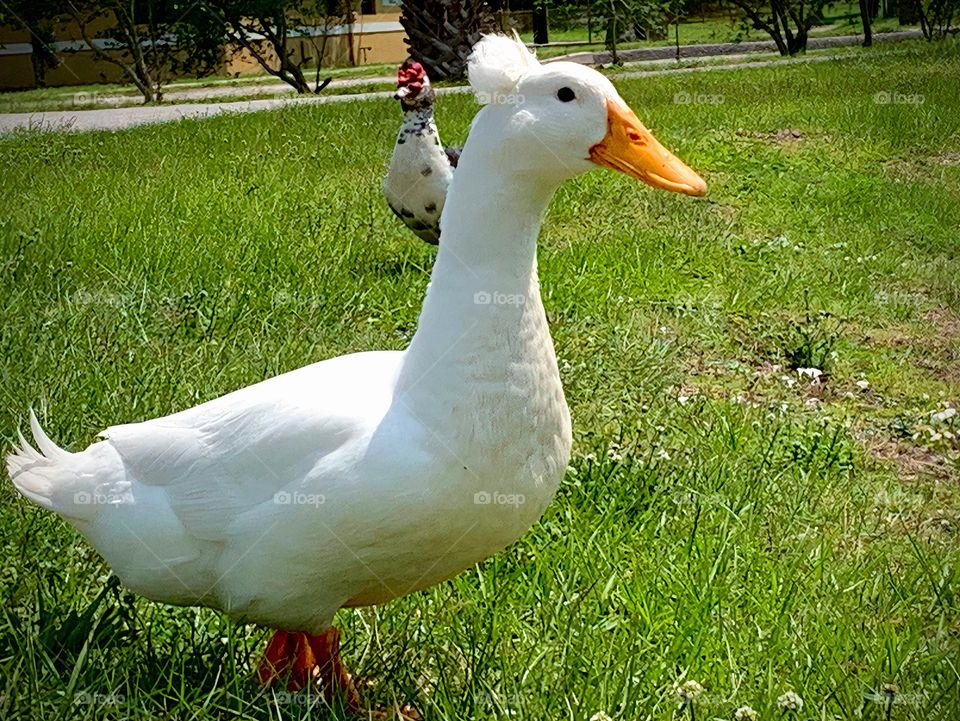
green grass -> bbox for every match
[0,63,396,114]
[1,39,959,721]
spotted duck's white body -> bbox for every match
[383,63,457,244]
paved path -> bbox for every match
[84,74,396,106]
[0,31,922,135]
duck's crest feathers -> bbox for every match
[467,33,539,105]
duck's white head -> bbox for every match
[467,34,706,196]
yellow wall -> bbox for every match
[0,54,34,90]
[0,12,408,90]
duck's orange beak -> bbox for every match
[589,100,707,197]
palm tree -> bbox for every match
[399,0,500,80]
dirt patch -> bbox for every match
[924,306,960,337]
[709,202,740,223]
[736,128,805,145]
[861,328,913,348]
[934,150,960,166]
[918,307,960,383]
[858,430,957,484]
[885,152,960,181]
[859,308,960,384]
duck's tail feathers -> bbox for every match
[6,410,93,522]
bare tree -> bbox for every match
[201,0,356,94]
[727,0,830,55]
[912,0,959,39]
[64,0,219,102]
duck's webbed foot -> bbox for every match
[256,627,360,712]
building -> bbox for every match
[0,1,406,91]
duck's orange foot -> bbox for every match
[256,627,360,711]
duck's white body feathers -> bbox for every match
[9,278,570,632]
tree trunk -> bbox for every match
[68,4,158,103]
[787,29,808,54]
[860,0,874,45]
[30,34,49,87]
[532,3,548,43]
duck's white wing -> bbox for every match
[9,351,403,544]
[102,350,402,540]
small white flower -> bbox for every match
[734,706,758,721]
[781,375,797,388]
[931,407,957,424]
[678,394,691,405]
[655,448,672,461]
[855,379,870,390]
[675,679,704,703]
[589,713,614,721]
[797,367,823,381]
[777,690,803,711]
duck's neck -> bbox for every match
[399,105,438,142]
[398,142,559,407]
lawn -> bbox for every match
[0,63,398,115]
[1,39,959,721]
[524,2,906,58]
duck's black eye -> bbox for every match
[557,87,576,103]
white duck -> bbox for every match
[383,59,458,245]
[7,35,705,709]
